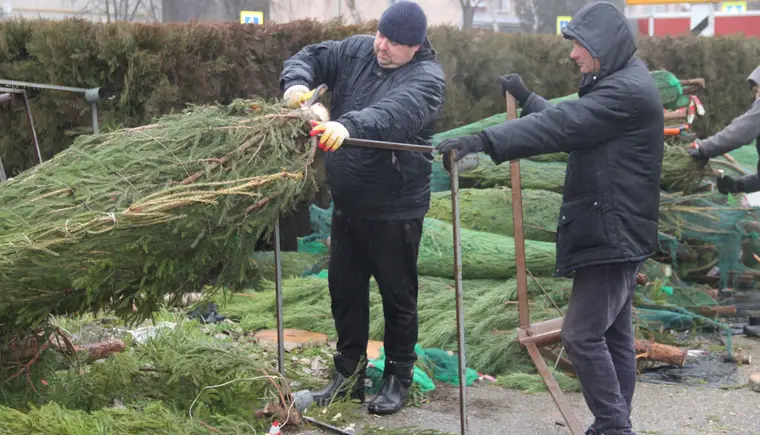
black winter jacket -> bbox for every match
[482,2,665,277]
[280,35,446,220]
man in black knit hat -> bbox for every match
[279,1,445,415]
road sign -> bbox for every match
[240,10,264,25]
[557,16,572,35]
[721,1,746,12]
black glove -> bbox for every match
[436,133,490,171]
[717,175,743,195]
[498,74,531,106]
[687,143,709,168]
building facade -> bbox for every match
[1,0,520,32]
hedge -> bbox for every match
[1,18,760,175]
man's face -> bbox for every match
[754,85,760,100]
[373,31,420,69]
[570,40,598,75]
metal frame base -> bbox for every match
[506,92,584,435]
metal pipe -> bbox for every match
[23,91,43,164]
[449,151,469,435]
[92,102,100,134]
[274,217,285,375]
[302,416,355,435]
[0,79,92,94]
[0,156,6,182]
[342,137,434,153]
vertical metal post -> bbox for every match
[91,102,100,134]
[449,151,468,435]
[0,155,6,182]
[507,93,530,330]
[274,218,285,375]
[22,91,43,164]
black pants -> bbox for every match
[328,209,423,377]
[561,261,643,435]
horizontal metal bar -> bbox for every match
[0,87,26,94]
[302,416,355,434]
[0,79,90,94]
[342,137,434,153]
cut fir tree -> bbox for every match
[0,100,323,333]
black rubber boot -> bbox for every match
[311,356,366,406]
[367,361,413,415]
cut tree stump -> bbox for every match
[79,339,126,363]
[253,329,328,352]
[749,373,760,393]
[635,339,687,367]
[725,348,752,365]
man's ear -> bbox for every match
[412,44,421,53]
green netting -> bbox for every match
[303,211,558,280]
[249,251,327,289]
[658,191,760,288]
[366,345,479,394]
[427,187,560,242]
[651,69,690,110]
[418,218,556,279]
[727,141,757,172]
[431,155,567,193]
[367,345,437,393]
[309,201,333,234]
[297,233,330,254]
[429,94,580,145]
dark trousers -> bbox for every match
[561,261,643,435]
[328,210,423,377]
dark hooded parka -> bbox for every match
[482,2,665,277]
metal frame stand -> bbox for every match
[272,136,471,434]
[0,79,107,134]
[506,92,584,435]
[0,87,43,181]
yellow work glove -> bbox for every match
[310,121,350,152]
[283,85,316,109]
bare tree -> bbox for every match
[487,0,500,32]
[75,0,162,22]
[460,0,483,29]
[514,0,624,34]
[344,0,362,24]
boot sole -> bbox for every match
[367,400,408,415]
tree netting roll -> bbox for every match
[426,187,560,242]
[651,69,689,110]
[302,210,558,280]
[418,218,557,279]
[431,155,567,193]
[658,191,760,288]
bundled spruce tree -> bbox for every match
[0,100,321,332]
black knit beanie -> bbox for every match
[377,1,428,46]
